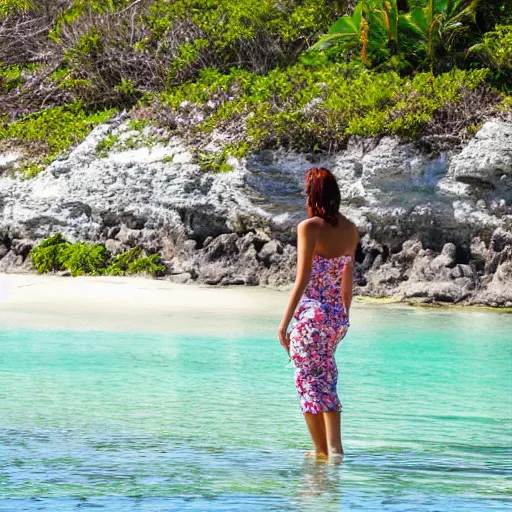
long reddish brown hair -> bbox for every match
[304,167,341,226]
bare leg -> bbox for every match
[304,413,328,458]
[324,411,343,456]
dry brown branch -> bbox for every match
[111,0,144,16]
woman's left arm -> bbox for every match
[278,220,318,353]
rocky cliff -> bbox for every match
[1,117,511,307]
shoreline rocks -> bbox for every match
[1,119,511,307]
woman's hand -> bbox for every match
[278,324,290,354]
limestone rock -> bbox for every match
[258,240,284,266]
[0,242,9,259]
[167,272,192,284]
[450,121,512,188]
[0,251,23,272]
[491,227,512,252]
[0,152,23,173]
[399,240,423,262]
[0,118,511,305]
[431,243,457,269]
[205,233,239,260]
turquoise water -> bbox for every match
[1,306,511,511]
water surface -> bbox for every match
[1,305,511,511]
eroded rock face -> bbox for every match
[0,118,511,305]
[450,121,512,189]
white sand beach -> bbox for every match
[0,273,288,333]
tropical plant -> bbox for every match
[61,242,110,276]
[375,0,399,54]
[399,0,480,70]
[308,0,481,70]
[308,1,369,63]
[467,25,512,71]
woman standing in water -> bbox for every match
[278,167,359,459]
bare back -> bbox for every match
[308,214,358,259]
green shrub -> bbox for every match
[61,242,110,276]
[50,0,133,40]
[105,247,144,274]
[65,28,104,61]
[50,67,93,91]
[0,102,117,175]
[127,118,151,131]
[0,64,28,92]
[32,236,166,277]
[158,63,492,162]
[0,103,115,158]
[478,25,512,71]
[499,95,512,112]
[19,162,45,179]
[0,0,31,17]
[126,254,165,276]
[96,133,119,156]
[32,235,109,276]
[106,247,165,276]
[31,234,71,273]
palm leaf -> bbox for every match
[309,31,360,52]
[398,7,429,38]
[386,0,399,43]
[446,0,480,27]
[445,0,478,18]
[465,42,483,57]
[308,2,364,52]
[327,2,363,35]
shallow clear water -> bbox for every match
[1,305,511,511]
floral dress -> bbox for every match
[289,254,352,414]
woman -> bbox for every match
[278,167,359,459]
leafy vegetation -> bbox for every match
[0,102,116,175]
[31,235,165,277]
[0,63,38,92]
[0,102,116,156]
[308,0,483,71]
[157,64,493,167]
[1,0,338,113]
[469,25,512,76]
[305,0,512,90]
[96,133,119,156]
[0,0,510,175]
[95,120,166,157]
[31,234,71,274]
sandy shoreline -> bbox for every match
[0,273,288,333]
[2,273,503,333]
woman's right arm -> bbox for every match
[342,261,354,313]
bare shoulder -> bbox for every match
[340,216,359,243]
[297,218,321,245]
[298,217,322,233]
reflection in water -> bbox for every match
[292,457,342,512]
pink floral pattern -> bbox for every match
[289,254,352,414]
